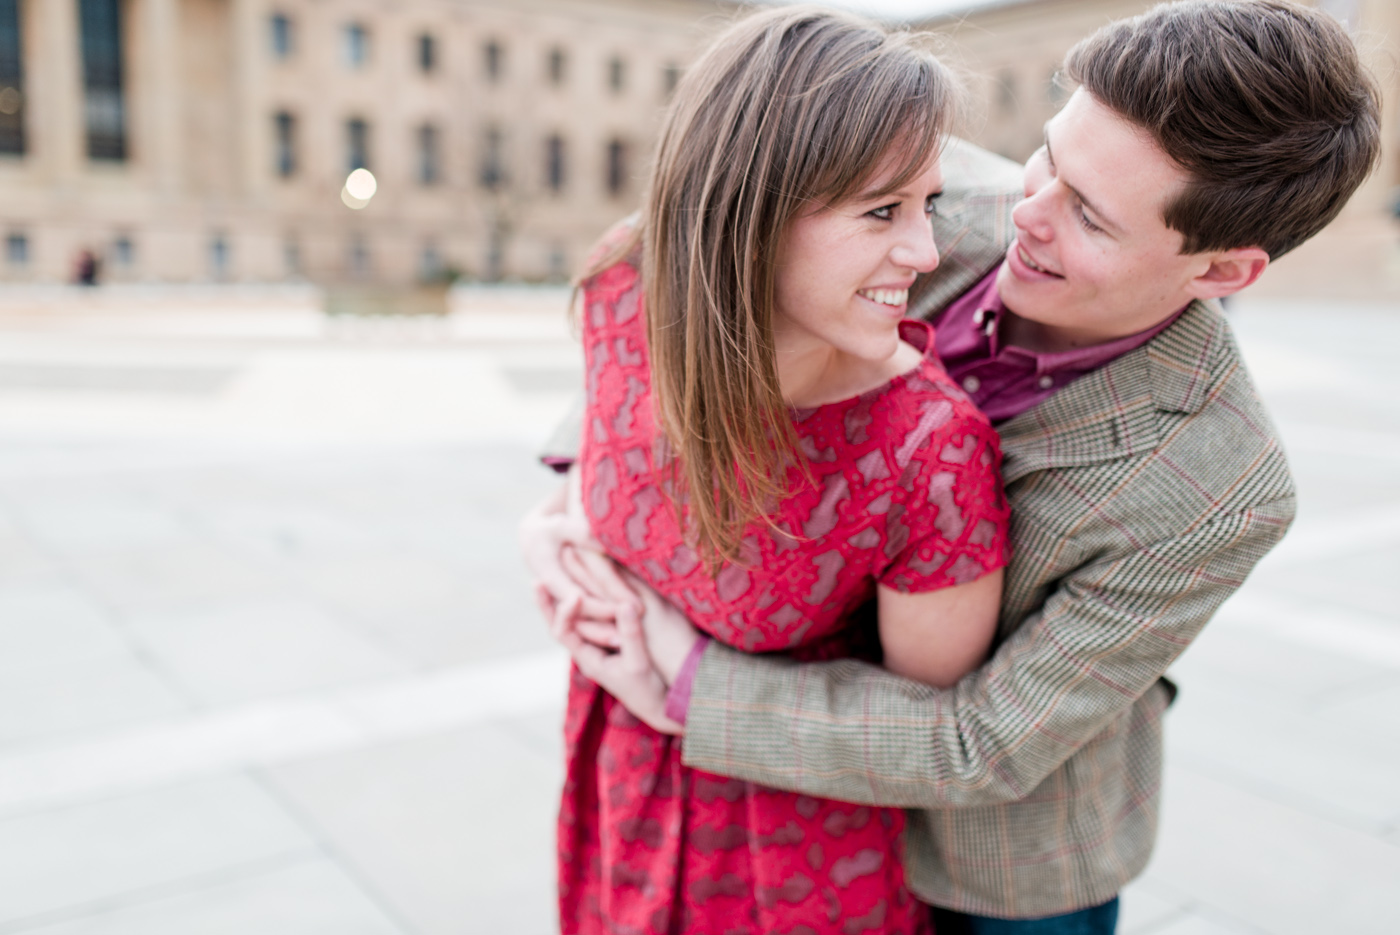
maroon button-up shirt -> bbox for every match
[936,270,1185,424]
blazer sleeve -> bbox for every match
[680,495,1296,808]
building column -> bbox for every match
[26,0,83,184]
[232,0,265,200]
[135,0,181,195]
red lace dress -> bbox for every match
[561,253,1010,935]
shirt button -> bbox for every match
[1038,375,1054,390]
[962,375,981,393]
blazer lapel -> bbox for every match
[997,300,1225,484]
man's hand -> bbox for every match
[539,587,681,735]
[623,569,705,685]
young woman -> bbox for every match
[549,8,1009,933]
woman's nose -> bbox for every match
[894,218,940,273]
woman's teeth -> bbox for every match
[1019,247,1052,275]
[859,288,908,307]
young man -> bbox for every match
[525,1,1382,931]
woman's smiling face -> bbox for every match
[771,150,945,389]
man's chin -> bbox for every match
[995,260,1032,315]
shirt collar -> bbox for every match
[979,290,1188,376]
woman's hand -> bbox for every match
[519,470,639,645]
[539,587,681,735]
[621,569,704,685]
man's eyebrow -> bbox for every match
[1044,125,1123,234]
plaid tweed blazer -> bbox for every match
[676,141,1297,918]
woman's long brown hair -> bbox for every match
[582,6,956,569]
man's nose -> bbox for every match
[894,218,940,273]
[1011,191,1054,243]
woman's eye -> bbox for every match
[925,194,942,216]
[867,204,895,221]
[1077,206,1103,233]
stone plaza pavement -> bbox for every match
[0,286,1395,934]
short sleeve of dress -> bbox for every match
[880,411,1011,592]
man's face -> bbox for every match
[995,90,1216,350]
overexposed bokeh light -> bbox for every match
[346,168,377,200]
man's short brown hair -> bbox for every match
[1064,0,1381,258]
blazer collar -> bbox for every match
[998,300,1227,484]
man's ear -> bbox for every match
[1186,247,1270,300]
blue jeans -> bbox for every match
[929,897,1119,935]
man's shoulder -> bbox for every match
[939,138,1024,201]
[1145,301,1296,508]
[910,140,1022,320]
[1004,301,1296,526]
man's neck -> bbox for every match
[999,305,1184,355]
[999,310,1089,354]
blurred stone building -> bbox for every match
[0,0,1394,286]
[0,0,728,285]
[920,0,1399,224]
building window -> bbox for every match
[348,233,369,278]
[607,56,625,94]
[343,23,369,68]
[662,62,681,100]
[420,241,442,282]
[606,138,627,197]
[5,231,27,266]
[0,0,24,155]
[484,40,503,83]
[284,237,300,276]
[548,244,567,282]
[111,234,133,268]
[274,111,296,177]
[545,134,565,194]
[548,47,566,86]
[480,127,504,190]
[209,234,229,279]
[79,0,126,161]
[346,117,369,172]
[269,13,293,60]
[417,123,440,185]
[417,33,436,74]
[485,239,503,282]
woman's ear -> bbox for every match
[1186,246,1270,300]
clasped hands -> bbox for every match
[519,481,701,735]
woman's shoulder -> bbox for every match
[878,354,999,475]
[578,218,645,338]
[579,215,642,288]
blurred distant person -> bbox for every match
[525,1,1380,933]
[73,249,100,287]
